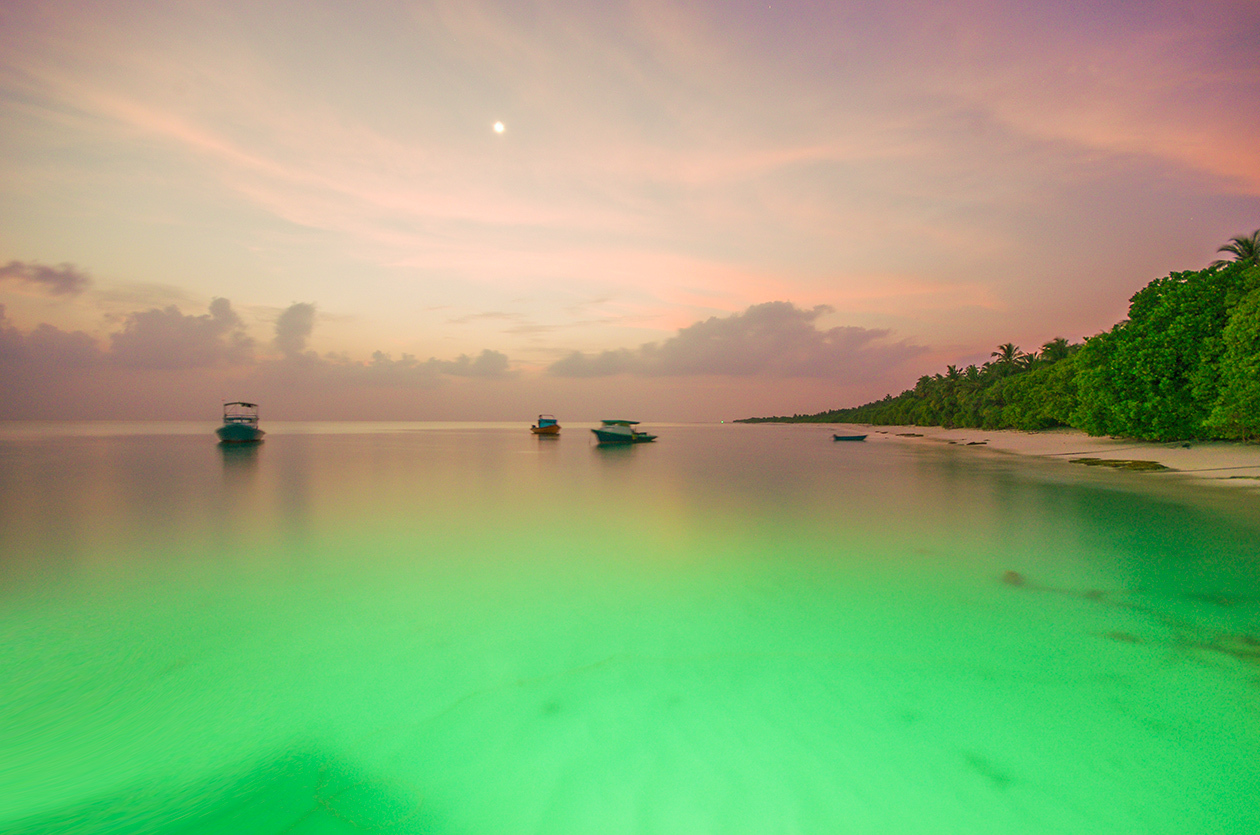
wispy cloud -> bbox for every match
[446,311,520,326]
[0,260,91,295]
[1,0,1256,415]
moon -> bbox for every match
[493,121,505,134]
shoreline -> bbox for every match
[839,424,1260,491]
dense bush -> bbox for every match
[741,261,1260,441]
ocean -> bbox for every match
[1,421,1257,834]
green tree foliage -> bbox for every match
[1072,261,1258,440]
[740,342,1083,431]
[1211,228,1260,269]
[740,258,1260,442]
[1203,275,1260,439]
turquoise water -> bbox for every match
[1,422,1258,834]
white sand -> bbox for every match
[847,424,1260,490]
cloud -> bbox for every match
[446,311,519,325]
[0,304,103,368]
[94,282,201,312]
[430,349,511,378]
[549,348,636,378]
[264,347,512,389]
[109,297,254,368]
[267,302,512,386]
[274,302,317,358]
[0,260,92,295]
[3,297,514,399]
[548,301,926,380]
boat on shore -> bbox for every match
[592,420,657,445]
[530,414,560,436]
[216,402,265,443]
[833,433,867,441]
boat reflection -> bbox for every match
[219,439,261,478]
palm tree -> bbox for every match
[1040,337,1071,363]
[991,343,1021,365]
[1211,229,1260,268]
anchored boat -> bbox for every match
[832,434,867,441]
[530,414,560,436]
[216,401,265,443]
[592,419,657,445]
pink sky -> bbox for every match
[1,0,1257,420]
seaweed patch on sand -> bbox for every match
[1000,571,1260,669]
[1069,458,1169,471]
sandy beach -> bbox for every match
[849,424,1260,491]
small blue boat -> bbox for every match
[833,433,867,442]
[530,414,560,436]
[216,402,265,443]
[592,420,657,445]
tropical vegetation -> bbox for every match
[1211,229,1260,268]
[740,235,1260,441]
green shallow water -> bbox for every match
[1,422,1258,834]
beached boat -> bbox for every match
[592,419,657,445]
[216,402,265,443]
[833,434,867,441]
[530,414,560,436]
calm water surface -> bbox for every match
[1,422,1258,834]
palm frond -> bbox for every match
[1214,229,1260,267]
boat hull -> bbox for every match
[592,428,656,444]
[530,424,560,435]
[832,434,867,441]
[216,424,265,443]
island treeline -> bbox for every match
[741,241,1260,442]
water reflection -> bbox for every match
[590,442,638,465]
[218,441,260,477]
[275,437,314,547]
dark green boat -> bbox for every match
[216,402,265,443]
[592,420,657,445]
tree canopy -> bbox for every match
[740,256,1260,442]
[1211,228,1260,269]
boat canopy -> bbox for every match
[222,401,260,424]
[537,414,558,427]
[600,419,639,426]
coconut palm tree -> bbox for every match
[1211,229,1260,268]
[991,343,1021,365]
[1040,337,1071,363]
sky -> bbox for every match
[1,0,1257,421]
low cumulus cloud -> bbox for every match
[3,299,253,372]
[549,301,926,379]
[274,302,317,358]
[0,304,102,368]
[0,260,92,295]
[110,298,255,368]
[432,349,511,378]
[267,302,512,386]
[3,295,512,393]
